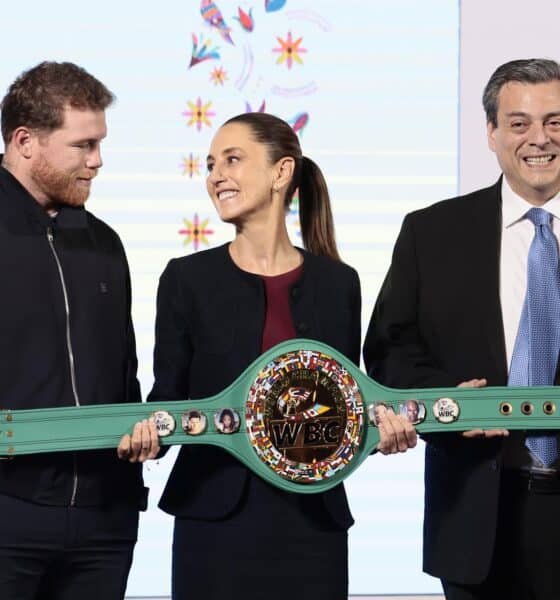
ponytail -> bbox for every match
[297,156,340,261]
[222,113,340,260]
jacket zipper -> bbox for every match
[46,227,81,506]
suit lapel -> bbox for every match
[469,179,508,382]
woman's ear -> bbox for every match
[273,156,295,190]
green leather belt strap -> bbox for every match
[1,339,558,494]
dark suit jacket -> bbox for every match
[149,243,361,529]
[363,179,536,584]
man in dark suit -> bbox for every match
[364,58,560,600]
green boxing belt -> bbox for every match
[0,339,558,494]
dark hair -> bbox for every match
[483,58,560,127]
[1,61,114,144]
[223,112,340,261]
[219,409,235,423]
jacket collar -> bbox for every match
[0,158,88,230]
[220,242,313,283]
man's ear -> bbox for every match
[487,121,497,153]
[9,126,36,159]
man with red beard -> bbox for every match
[0,62,156,600]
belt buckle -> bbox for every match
[524,470,560,493]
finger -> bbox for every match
[376,420,393,455]
[375,420,388,454]
[462,428,509,438]
[129,422,144,462]
[138,420,151,462]
[383,416,399,454]
[483,429,509,438]
[457,378,487,388]
[381,411,406,454]
[402,418,418,448]
[393,415,417,450]
[462,429,484,438]
[394,415,417,452]
[117,434,131,460]
[147,418,160,459]
[385,413,409,452]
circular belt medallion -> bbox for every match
[246,349,365,484]
[181,410,207,436]
[152,410,176,437]
[432,397,460,423]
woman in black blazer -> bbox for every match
[121,113,414,599]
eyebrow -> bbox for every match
[206,146,244,161]
[505,111,560,119]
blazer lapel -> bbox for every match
[469,179,508,382]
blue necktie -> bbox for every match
[508,208,560,468]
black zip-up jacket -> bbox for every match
[0,163,146,509]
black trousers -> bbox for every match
[442,472,560,600]
[0,493,139,600]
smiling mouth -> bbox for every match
[524,154,556,166]
[217,190,238,200]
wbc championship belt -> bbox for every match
[0,339,559,494]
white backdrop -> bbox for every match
[0,1,461,595]
[459,0,560,193]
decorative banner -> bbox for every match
[2,339,558,494]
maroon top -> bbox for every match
[260,264,304,352]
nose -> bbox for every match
[207,163,225,186]
[86,144,103,170]
[528,122,551,147]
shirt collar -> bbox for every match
[502,177,560,228]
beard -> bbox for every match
[30,153,96,208]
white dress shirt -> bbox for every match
[500,178,560,371]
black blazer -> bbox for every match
[149,244,361,529]
[364,180,532,584]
